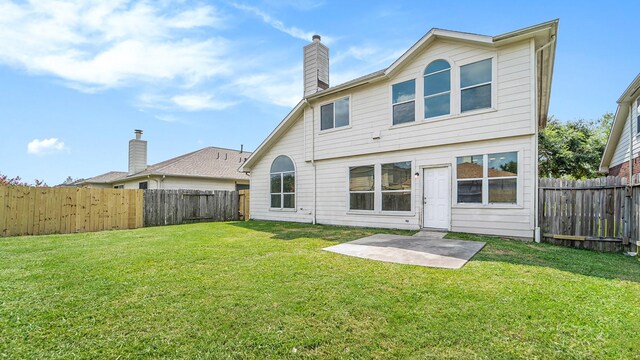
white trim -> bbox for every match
[422,165,452,230]
[319,95,351,132]
[268,155,298,211]
[390,79,417,126]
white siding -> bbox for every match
[251,37,538,238]
[250,116,315,223]
[611,96,640,167]
[304,39,534,161]
[113,177,245,190]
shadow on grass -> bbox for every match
[447,232,640,283]
[231,220,414,242]
[231,221,640,283]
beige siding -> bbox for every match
[251,37,538,238]
[611,112,631,167]
[250,116,314,223]
[305,39,533,161]
[104,177,245,190]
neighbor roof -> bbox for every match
[80,147,251,185]
[600,73,640,172]
[241,20,559,172]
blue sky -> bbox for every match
[1,0,638,185]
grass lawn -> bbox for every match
[1,221,640,359]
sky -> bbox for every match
[0,0,638,185]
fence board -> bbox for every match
[539,176,638,253]
[143,189,240,227]
[0,185,144,237]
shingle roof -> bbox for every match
[131,147,251,180]
[82,171,128,184]
[81,147,251,185]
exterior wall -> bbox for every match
[251,37,539,238]
[305,39,534,161]
[249,116,314,223]
[114,177,247,190]
[611,96,640,168]
[608,155,640,178]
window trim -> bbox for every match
[459,57,496,114]
[348,165,375,212]
[346,161,415,214]
[319,96,351,132]
[138,181,148,190]
[423,60,452,120]
[269,155,297,211]
[390,79,417,126]
[453,150,522,208]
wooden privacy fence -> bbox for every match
[0,185,144,237]
[539,176,640,252]
[143,190,240,227]
[239,189,250,220]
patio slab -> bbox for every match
[323,233,485,269]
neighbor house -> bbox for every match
[80,130,250,191]
[240,20,558,239]
[599,74,640,180]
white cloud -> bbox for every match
[0,1,228,90]
[171,93,236,111]
[230,66,302,108]
[27,138,67,155]
[232,3,329,43]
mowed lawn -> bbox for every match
[1,221,640,359]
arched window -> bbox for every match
[424,60,451,119]
[270,155,295,209]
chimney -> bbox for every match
[303,34,329,97]
[128,129,147,175]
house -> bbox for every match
[80,130,251,191]
[599,74,640,180]
[240,20,558,239]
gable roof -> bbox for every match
[241,20,558,172]
[600,73,640,172]
[80,146,251,185]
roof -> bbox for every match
[600,74,640,171]
[80,146,251,185]
[81,171,127,184]
[241,20,558,172]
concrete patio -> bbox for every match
[323,231,485,269]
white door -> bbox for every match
[423,167,450,229]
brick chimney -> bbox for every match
[303,34,329,97]
[128,129,147,175]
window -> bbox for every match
[424,60,451,119]
[381,162,411,211]
[321,97,350,130]
[460,58,492,112]
[392,79,416,125]
[113,184,124,189]
[488,152,517,203]
[349,166,374,210]
[456,152,518,205]
[270,155,295,209]
[138,181,148,189]
[456,155,483,203]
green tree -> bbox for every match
[538,113,613,179]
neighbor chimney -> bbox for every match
[128,129,147,175]
[303,34,329,97]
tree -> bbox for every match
[0,173,48,187]
[538,113,613,179]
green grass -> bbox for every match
[1,221,639,359]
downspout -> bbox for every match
[303,98,317,225]
[629,103,637,255]
[533,36,555,242]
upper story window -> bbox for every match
[270,155,295,209]
[392,79,415,125]
[460,58,492,112]
[424,60,451,119]
[321,97,350,130]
